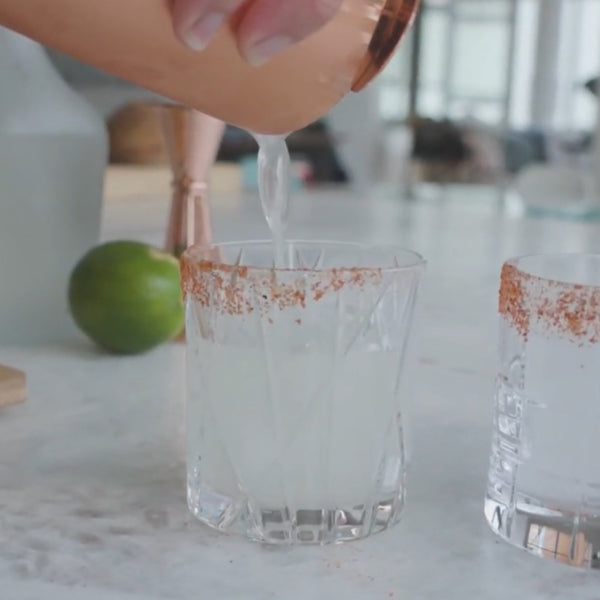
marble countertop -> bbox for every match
[2,173,600,599]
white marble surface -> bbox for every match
[2,179,600,599]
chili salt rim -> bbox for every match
[499,254,600,344]
[180,240,425,317]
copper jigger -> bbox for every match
[154,106,225,257]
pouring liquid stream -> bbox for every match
[254,134,291,268]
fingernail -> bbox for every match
[183,12,225,51]
[244,36,293,67]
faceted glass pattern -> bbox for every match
[485,254,600,568]
[181,241,424,544]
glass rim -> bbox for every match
[181,239,426,275]
[500,253,600,344]
[504,252,600,290]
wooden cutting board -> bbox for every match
[0,364,26,408]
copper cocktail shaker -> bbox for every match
[0,0,420,134]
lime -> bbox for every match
[68,240,184,354]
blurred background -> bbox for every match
[45,0,600,196]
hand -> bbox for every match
[172,0,343,66]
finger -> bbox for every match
[237,0,343,66]
[172,0,246,51]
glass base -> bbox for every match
[189,483,405,545]
[484,495,600,569]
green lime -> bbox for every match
[68,240,184,354]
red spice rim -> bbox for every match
[505,253,600,291]
[181,240,426,276]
